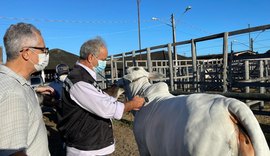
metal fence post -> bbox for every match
[191,39,198,92]
[223,32,228,92]
[168,44,174,91]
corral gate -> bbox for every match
[97,24,270,108]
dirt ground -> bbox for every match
[42,107,138,156]
[111,112,139,156]
[43,102,270,156]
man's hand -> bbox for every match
[124,96,145,112]
[35,86,55,95]
[131,96,145,110]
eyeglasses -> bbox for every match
[29,47,49,55]
[20,46,49,55]
[93,54,107,61]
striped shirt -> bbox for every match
[0,65,50,156]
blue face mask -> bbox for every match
[94,60,107,73]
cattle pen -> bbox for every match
[97,24,270,112]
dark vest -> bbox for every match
[57,65,114,150]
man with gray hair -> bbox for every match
[0,22,51,156]
[57,36,145,156]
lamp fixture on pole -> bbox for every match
[152,6,192,64]
[231,39,255,55]
[232,40,250,49]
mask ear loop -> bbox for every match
[27,49,38,67]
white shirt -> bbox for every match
[67,62,125,156]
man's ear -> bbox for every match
[88,54,95,62]
[21,49,30,60]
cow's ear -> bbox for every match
[148,72,164,80]
[125,67,149,81]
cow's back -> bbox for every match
[133,93,242,156]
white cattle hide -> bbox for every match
[121,66,269,156]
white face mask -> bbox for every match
[59,74,67,82]
[34,53,49,72]
[94,60,107,73]
[92,55,107,73]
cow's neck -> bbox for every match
[136,81,151,97]
[139,82,173,106]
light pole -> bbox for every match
[136,0,141,50]
[0,46,2,64]
[152,6,192,63]
[171,13,177,62]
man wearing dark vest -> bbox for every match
[57,36,145,156]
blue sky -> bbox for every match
[0,0,270,61]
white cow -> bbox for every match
[119,66,269,156]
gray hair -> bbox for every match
[3,22,41,61]
[80,36,107,59]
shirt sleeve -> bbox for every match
[0,91,28,150]
[69,81,125,120]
